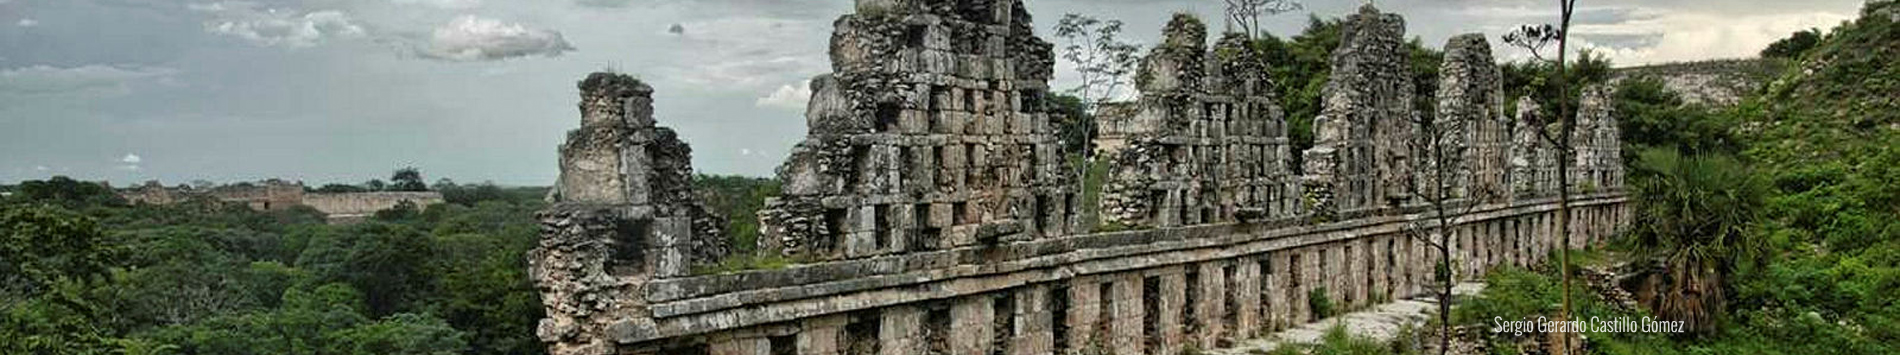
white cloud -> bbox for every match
[657,17,827,90]
[1569,10,1852,65]
[16,19,37,27]
[121,154,142,164]
[191,2,365,48]
[393,0,481,9]
[0,65,178,96]
[755,80,811,110]
[34,166,49,172]
[418,15,575,61]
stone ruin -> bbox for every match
[530,73,730,355]
[1301,5,1418,219]
[526,4,1635,355]
[1573,85,1625,192]
[756,0,1075,260]
[1432,34,1510,203]
[1095,15,1298,228]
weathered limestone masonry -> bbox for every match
[119,180,445,223]
[529,4,1633,355]
[757,0,1074,261]
[1097,15,1298,228]
[1509,98,1559,198]
[1302,5,1418,220]
[1434,34,1510,203]
[530,73,731,355]
[1572,85,1625,192]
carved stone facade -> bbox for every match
[757,0,1074,260]
[530,4,1634,355]
[1573,85,1625,192]
[1302,5,1418,219]
[1510,98,1559,197]
[1096,16,1297,228]
[531,73,730,355]
[1434,34,1510,203]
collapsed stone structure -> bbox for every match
[757,0,1074,260]
[1301,6,1419,219]
[530,73,730,355]
[529,4,1633,355]
[1572,85,1625,191]
[1432,34,1510,203]
[1096,16,1298,228]
[1510,98,1560,197]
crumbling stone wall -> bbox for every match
[531,73,730,355]
[1509,97,1559,197]
[1433,34,1510,203]
[1572,85,1624,192]
[1098,16,1297,228]
[758,0,1074,260]
[1301,5,1417,218]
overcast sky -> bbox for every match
[0,0,1864,186]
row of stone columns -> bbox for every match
[702,203,1627,355]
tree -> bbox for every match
[1,204,117,299]
[1761,28,1823,59]
[1627,148,1767,334]
[1054,13,1141,227]
[1502,2,1586,352]
[1223,0,1303,40]
[389,168,428,192]
[13,176,124,206]
[363,179,387,192]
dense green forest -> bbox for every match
[0,174,778,355]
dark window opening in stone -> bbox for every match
[1019,90,1041,113]
[925,303,952,355]
[1051,283,1071,355]
[874,204,892,251]
[898,146,912,191]
[1150,191,1166,224]
[768,334,796,355]
[877,102,901,133]
[914,203,940,250]
[1259,256,1273,330]
[906,24,929,49]
[1185,269,1202,335]
[1097,282,1114,344]
[1178,193,1192,226]
[824,208,849,254]
[991,291,1015,355]
[1365,243,1376,302]
[1142,276,1161,355]
[962,90,976,114]
[608,219,651,275]
[846,310,881,355]
[1222,264,1238,347]
[953,201,969,225]
[845,145,869,192]
[933,146,947,188]
[1034,194,1050,234]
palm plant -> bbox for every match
[1627,148,1768,334]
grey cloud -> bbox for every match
[415,15,576,61]
[574,0,633,8]
[0,64,176,95]
[188,1,366,48]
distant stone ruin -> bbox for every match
[118,179,444,223]
[756,0,1075,260]
[528,3,1630,355]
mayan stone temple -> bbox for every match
[1095,15,1300,228]
[529,2,1630,355]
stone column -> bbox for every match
[800,315,847,355]
[951,295,995,355]
[878,306,923,355]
